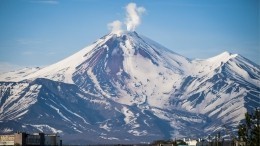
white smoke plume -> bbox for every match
[107,3,145,34]
[125,3,146,31]
[108,20,123,35]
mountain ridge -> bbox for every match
[0,31,259,144]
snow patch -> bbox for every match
[29,124,63,133]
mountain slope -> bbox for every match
[0,31,259,144]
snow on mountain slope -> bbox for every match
[0,78,208,144]
[0,81,40,120]
[0,31,259,143]
[70,31,193,108]
[170,52,260,129]
[1,34,115,84]
[0,67,41,82]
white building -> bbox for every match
[184,138,197,146]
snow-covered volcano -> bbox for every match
[0,31,259,144]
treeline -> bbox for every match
[237,108,260,145]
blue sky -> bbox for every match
[0,0,259,72]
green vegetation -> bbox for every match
[237,108,260,145]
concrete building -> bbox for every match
[45,134,60,146]
[0,132,61,146]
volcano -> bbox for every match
[0,31,259,144]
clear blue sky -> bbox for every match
[0,0,259,72]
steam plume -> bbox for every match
[108,20,123,35]
[125,3,146,31]
[107,3,145,34]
